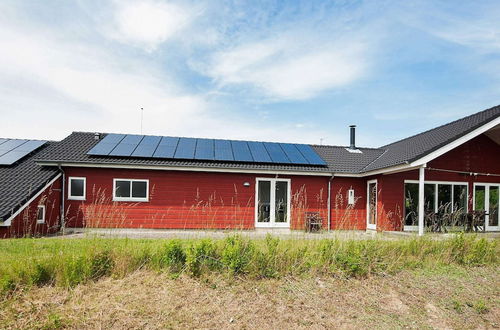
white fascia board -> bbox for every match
[410,116,500,167]
[1,173,62,227]
[36,161,334,177]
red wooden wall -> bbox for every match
[63,167,332,230]
[0,178,61,238]
[376,134,500,231]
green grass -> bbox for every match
[0,233,497,296]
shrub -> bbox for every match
[161,240,186,272]
[89,250,114,280]
[31,262,54,286]
[185,239,218,277]
[221,235,254,275]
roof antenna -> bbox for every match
[140,107,144,134]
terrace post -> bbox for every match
[418,165,426,236]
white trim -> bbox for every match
[1,173,61,227]
[411,116,500,167]
[113,178,149,202]
[36,205,46,224]
[37,161,334,177]
[473,183,500,231]
[68,176,86,200]
[366,179,377,230]
[255,178,291,228]
[404,179,468,185]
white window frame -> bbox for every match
[366,179,377,230]
[473,183,500,231]
[113,178,149,202]
[68,176,86,200]
[403,180,468,231]
[36,205,45,224]
[254,178,291,228]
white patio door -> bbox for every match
[255,178,291,228]
[474,184,500,231]
[366,180,377,230]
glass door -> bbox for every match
[256,179,290,228]
[474,184,500,231]
[367,180,377,230]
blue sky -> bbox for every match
[0,0,499,147]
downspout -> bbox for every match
[327,174,334,232]
[58,164,66,233]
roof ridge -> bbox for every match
[380,104,500,148]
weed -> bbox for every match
[474,300,489,314]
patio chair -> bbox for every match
[305,212,323,233]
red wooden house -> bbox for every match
[2,105,500,236]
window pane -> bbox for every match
[438,184,452,214]
[475,186,486,211]
[258,181,271,223]
[115,180,131,198]
[37,206,44,221]
[404,183,418,226]
[424,184,435,213]
[132,181,147,198]
[70,179,84,197]
[489,186,499,226]
[453,185,467,213]
[275,181,288,223]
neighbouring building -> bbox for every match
[1,105,499,237]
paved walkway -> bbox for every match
[54,228,500,240]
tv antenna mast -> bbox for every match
[140,107,144,134]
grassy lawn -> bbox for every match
[0,234,498,328]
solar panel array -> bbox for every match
[88,133,327,166]
[0,139,47,165]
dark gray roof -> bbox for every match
[0,142,59,222]
[36,132,333,173]
[34,105,500,175]
[362,105,500,172]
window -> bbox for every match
[68,177,86,200]
[404,181,468,228]
[113,179,149,202]
[36,205,45,224]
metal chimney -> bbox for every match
[349,125,356,149]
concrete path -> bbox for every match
[53,228,500,240]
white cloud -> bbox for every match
[197,37,368,100]
[111,0,195,51]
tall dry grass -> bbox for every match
[0,234,497,297]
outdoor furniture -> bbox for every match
[305,212,323,232]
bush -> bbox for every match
[185,239,218,277]
[89,250,114,280]
[161,240,186,272]
[31,262,54,286]
[221,235,254,275]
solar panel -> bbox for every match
[87,133,125,155]
[0,139,47,165]
[264,143,290,163]
[153,137,179,158]
[86,133,327,166]
[280,143,308,164]
[195,139,214,160]
[131,135,161,157]
[214,140,234,161]
[294,144,327,165]
[173,137,196,159]
[248,142,272,163]
[231,141,253,162]
[0,139,28,156]
[109,135,144,156]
